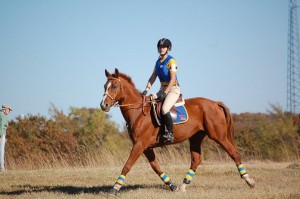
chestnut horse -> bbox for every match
[100,68,255,195]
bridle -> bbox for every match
[103,76,154,114]
[102,75,160,129]
[102,76,123,108]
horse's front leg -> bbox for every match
[111,142,145,195]
[180,132,205,192]
[144,148,178,191]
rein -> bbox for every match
[114,96,153,116]
[104,76,157,115]
[113,102,145,107]
[113,98,152,108]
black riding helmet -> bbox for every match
[157,38,172,51]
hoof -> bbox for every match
[242,174,255,188]
[180,183,188,192]
[170,183,178,192]
[109,188,119,196]
[246,178,255,188]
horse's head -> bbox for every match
[100,68,122,112]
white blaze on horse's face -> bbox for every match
[100,81,112,112]
[100,75,121,112]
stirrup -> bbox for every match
[163,132,174,143]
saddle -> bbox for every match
[150,94,188,126]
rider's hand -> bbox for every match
[142,90,148,96]
[157,92,167,100]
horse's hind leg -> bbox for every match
[215,137,255,187]
[180,132,206,192]
[144,148,178,191]
[207,125,255,188]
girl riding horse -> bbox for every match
[142,38,180,143]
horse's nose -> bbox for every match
[100,101,109,111]
[100,101,106,110]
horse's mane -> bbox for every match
[113,72,141,94]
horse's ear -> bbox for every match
[105,69,111,77]
[115,68,120,78]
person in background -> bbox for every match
[0,104,12,172]
[142,38,181,143]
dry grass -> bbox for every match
[0,161,299,199]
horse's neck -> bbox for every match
[119,79,142,124]
[119,79,140,104]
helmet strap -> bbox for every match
[158,47,169,57]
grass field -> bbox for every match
[0,161,299,199]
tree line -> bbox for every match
[5,104,300,169]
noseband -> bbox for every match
[103,76,153,114]
[103,77,121,107]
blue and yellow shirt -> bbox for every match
[155,55,179,86]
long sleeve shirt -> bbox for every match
[0,111,8,137]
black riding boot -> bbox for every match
[162,112,174,143]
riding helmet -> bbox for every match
[157,38,172,50]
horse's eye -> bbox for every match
[112,85,117,89]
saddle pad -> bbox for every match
[172,105,188,124]
[156,105,188,126]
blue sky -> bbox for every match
[0,0,289,128]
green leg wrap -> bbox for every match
[160,172,178,191]
[237,164,247,177]
[183,169,195,184]
[111,174,126,195]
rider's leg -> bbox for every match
[162,112,174,142]
[161,85,180,142]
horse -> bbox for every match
[100,68,255,195]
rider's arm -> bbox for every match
[145,67,157,92]
[164,71,176,94]
[164,59,177,94]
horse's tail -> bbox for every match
[218,102,237,148]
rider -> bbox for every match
[142,38,181,143]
